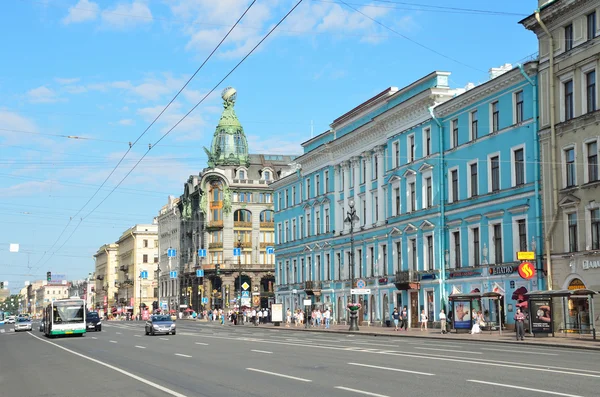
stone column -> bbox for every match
[334,165,341,233]
[375,145,386,226]
[342,161,350,233]
[351,156,361,200]
[363,151,373,227]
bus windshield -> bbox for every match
[53,302,84,324]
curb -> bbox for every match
[256,325,600,351]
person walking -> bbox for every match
[392,307,400,331]
[514,308,526,341]
[420,309,428,331]
[401,306,408,331]
[439,309,447,334]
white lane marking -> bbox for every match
[175,353,192,358]
[134,335,142,337]
[348,362,434,376]
[414,347,482,355]
[0,329,5,333]
[195,342,208,346]
[467,380,584,397]
[27,332,188,397]
[159,338,169,340]
[481,348,559,356]
[246,368,312,382]
[135,346,146,349]
[251,349,273,354]
[91,337,98,340]
[334,386,390,397]
[109,340,117,343]
[197,333,600,377]
[116,332,122,334]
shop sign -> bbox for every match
[378,277,389,285]
[420,273,437,280]
[582,260,600,270]
[448,269,482,279]
[489,265,516,276]
[568,278,585,290]
[530,299,553,334]
[518,262,535,280]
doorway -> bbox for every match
[370,295,376,325]
[410,291,419,328]
[382,294,389,324]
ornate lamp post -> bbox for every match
[345,199,360,331]
[237,235,244,324]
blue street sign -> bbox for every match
[198,249,206,257]
[167,248,177,258]
[233,248,241,256]
[242,290,250,297]
[140,270,148,279]
[196,269,204,277]
[201,297,208,304]
[170,271,178,279]
[266,246,275,255]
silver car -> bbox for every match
[145,314,176,336]
[14,317,32,332]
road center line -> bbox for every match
[246,368,312,382]
[27,332,189,397]
[467,380,584,397]
[135,346,146,349]
[481,348,559,356]
[348,362,434,376]
[195,342,208,345]
[109,340,117,343]
[334,386,390,397]
[414,347,482,354]
[175,353,192,358]
[251,349,273,354]
[134,335,142,337]
[91,337,98,340]
[116,332,122,334]
[160,338,169,340]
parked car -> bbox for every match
[14,317,32,332]
[145,314,176,336]
[6,316,16,324]
[86,312,102,332]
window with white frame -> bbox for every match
[489,154,500,192]
[451,119,459,149]
[284,221,289,243]
[238,169,246,180]
[407,176,417,212]
[394,240,402,272]
[381,244,388,276]
[586,140,599,183]
[408,134,415,163]
[491,101,499,133]
[470,110,478,140]
[394,185,401,216]
[393,141,400,168]
[511,218,527,260]
[425,234,434,271]
[565,23,573,51]
[315,210,321,235]
[372,153,378,180]
[361,159,366,184]
[315,175,320,196]
[585,69,596,113]
[491,223,503,264]
[361,198,366,226]
[564,79,574,121]
[515,90,524,124]
[277,223,282,244]
[567,212,578,253]
[357,248,363,278]
[324,170,329,193]
[409,238,417,271]
[424,175,433,208]
[306,212,312,237]
[423,127,431,157]
[292,186,296,206]
[299,216,304,239]
[369,246,375,277]
[373,192,379,222]
[512,146,525,187]
[292,219,296,241]
[468,161,478,198]
[263,170,271,180]
[451,230,461,268]
[470,226,480,266]
[324,207,330,233]
[591,207,600,250]
[306,178,311,199]
[564,147,576,188]
[325,253,330,280]
[335,253,342,280]
[588,11,597,41]
[449,167,459,203]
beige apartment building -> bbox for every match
[93,243,119,315]
[33,282,71,316]
[521,0,599,331]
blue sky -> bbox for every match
[0,0,538,293]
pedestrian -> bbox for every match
[392,307,400,331]
[401,306,408,331]
[514,308,526,341]
[439,309,447,334]
[324,308,331,329]
[286,309,291,327]
[420,309,428,331]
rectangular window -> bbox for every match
[514,148,525,186]
[427,235,433,271]
[292,219,297,240]
[426,177,432,208]
[299,216,304,239]
[315,211,320,235]
[394,187,401,215]
[565,147,576,187]
[143,239,148,248]
[409,135,415,162]
[315,175,320,196]
[453,231,461,269]
[394,141,400,168]
[143,254,148,263]
[568,213,578,252]
[409,182,416,212]
[324,171,329,193]
[451,169,458,202]
[395,241,402,272]
[306,178,311,199]
[515,90,524,123]
[564,80,574,120]
[565,23,573,51]
[491,155,500,192]
[517,219,527,252]
[587,70,596,113]
[471,110,478,140]
[369,246,375,276]
[285,190,289,208]
[425,128,431,156]
[362,159,366,184]
[473,227,480,266]
[292,187,296,205]
[411,239,417,271]
[325,208,330,233]
[588,12,597,40]
[592,208,600,250]
[494,224,503,263]
[382,244,387,276]
[307,214,311,237]
[452,119,458,149]
[588,141,598,182]
[358,249,363,278]
[470,163,478,197]
[492,101,499,132]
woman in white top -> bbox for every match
[470,311,482,334]
[420,310,428,330]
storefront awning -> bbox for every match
[448,292,482,300]
[524,289,596,299]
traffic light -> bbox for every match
[215,264,220,275]
[46,271,51,282]
[0,281,4,289]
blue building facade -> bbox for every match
[272,63,543,328]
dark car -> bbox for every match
[86,312,102,332]
[145,314,176,336]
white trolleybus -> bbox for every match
[43,298,86,337]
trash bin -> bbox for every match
[386,320,391,327]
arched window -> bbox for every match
[234,209,252,222]
[239,170,246,180]
[260,210,274,222]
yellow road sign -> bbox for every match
[517,251,535,260]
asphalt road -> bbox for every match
[1,320,599,397]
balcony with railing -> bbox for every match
[209,242,223,249]
[394,270,420,290]
[304,280,322,296]
[260,221,275,229]
[207,220,224,229]
[234,221,253,228]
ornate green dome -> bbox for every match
[204,87,249,168]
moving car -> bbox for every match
[145,314,176,336]
[86,312,102,332]
[39,320,45,332]
[14,317,32,332]
[7,316,16,324]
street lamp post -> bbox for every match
[139,271,143,321]
[237,236,243,325]
[344,199,360,332]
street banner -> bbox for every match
[271,303,283,323]
[530,299,553,333]
[453,301,472,329]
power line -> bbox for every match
[367,0,528,16]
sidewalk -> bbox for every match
[254,322,600,351]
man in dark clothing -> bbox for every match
[401,306,408,331]
[514,308,526,341]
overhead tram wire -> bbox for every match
[366,0,528,17]
[42,0,306,261]
[337,0,486,74]
[32,1,259,272]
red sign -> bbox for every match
[518,262,535,280]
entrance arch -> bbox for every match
[337,296,344,324]
[260,274,275,308]
[370,295,376,324]
[209,276,223,309]
[382,294,389,323]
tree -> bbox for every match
[0,294,22,314]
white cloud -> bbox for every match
[55,77,81,85]
[247,134,303,155]
[118,119,135,126]
[62,0,100,25]
[101,1,153,29]
[136,103,206,139]
[27,86,61,103]
[0,180,55,197]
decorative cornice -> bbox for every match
[464,215,482,223]
[559,194,580,209]
[485,210,505,219]
[403,169,417,177]
[446,219,462,228]
[404,223,417,234]
[389,227,402,236]
[508,204,530,215]
[418,163,434,172]
[420,220,435,230]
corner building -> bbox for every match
[273,65,545,327]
